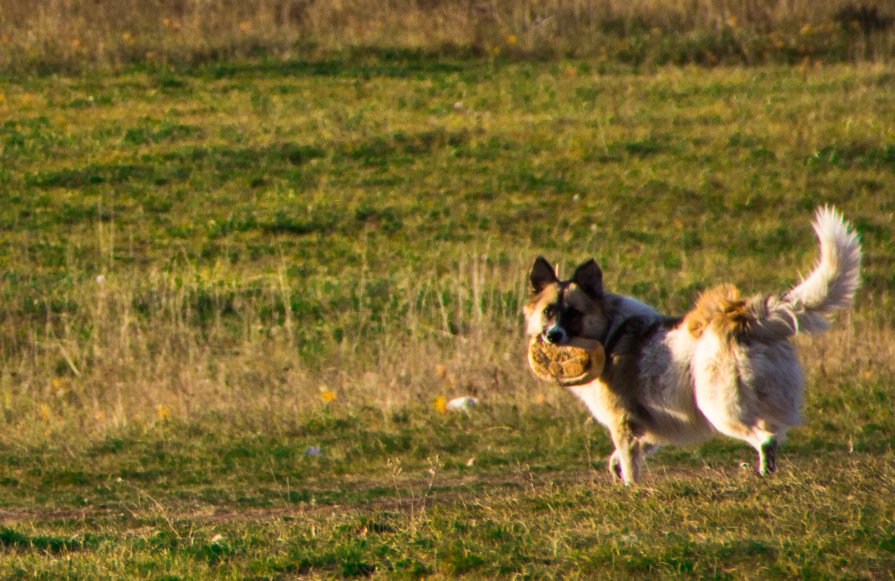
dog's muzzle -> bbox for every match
[544,325,568,345]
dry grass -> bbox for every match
[3,257,891,442]
[1,0,894,71]
[1,259,536,437]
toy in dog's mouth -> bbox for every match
[527,336,605,386]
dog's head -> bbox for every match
[523,256,610,344]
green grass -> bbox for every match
[0,408,892,578]
[0,51,894,577]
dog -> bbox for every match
[524,207,861,485]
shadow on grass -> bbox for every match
[188,46,486,81]
[0,527,93,553]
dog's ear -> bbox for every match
[529,256,557,294]
[573,259,603,298]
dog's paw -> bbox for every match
[608,452,623,481]
[758,437,778,476]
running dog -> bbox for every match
[524,207,861,485]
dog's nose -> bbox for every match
[545,328,565,344]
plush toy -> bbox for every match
[527,336,605,386]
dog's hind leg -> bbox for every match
[738,426,781,476]
[719,423,781,475]
[695,391,783,475]
[759,436,778,475]
[747,422,783,475]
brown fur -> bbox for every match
[685,284,755,339]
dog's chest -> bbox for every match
[566,380,624,428]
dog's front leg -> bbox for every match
[608,421,643,485]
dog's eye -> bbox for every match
[544,305,556,318]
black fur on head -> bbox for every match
[529,256,558,294]
[573,259,604,299]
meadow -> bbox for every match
[1,5,895,577]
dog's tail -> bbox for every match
[686,207,861,341]
[754,206,861,338]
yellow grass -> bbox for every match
[1,0,893,70]
[3,257,890,442]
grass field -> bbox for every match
[1,44,894,577]
[3,0,895,71]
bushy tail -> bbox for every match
[747,206,862,340]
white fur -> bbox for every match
[753,206,862,338]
